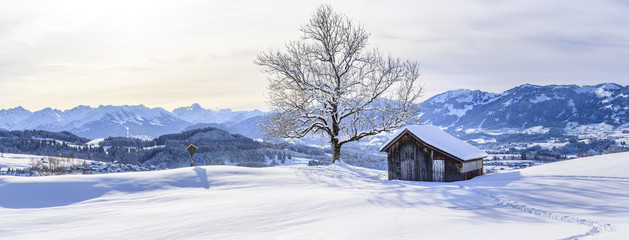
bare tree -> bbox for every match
[256,5,423,163]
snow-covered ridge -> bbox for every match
[430,89,473,103]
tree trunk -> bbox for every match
[331,99,341,163]
[331,142,341,163]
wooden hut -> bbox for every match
[380,125,487,182]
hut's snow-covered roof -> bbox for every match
[380,125,487,161]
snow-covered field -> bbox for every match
[1,153,628,239]
[0,153,52,169]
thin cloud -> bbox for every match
[0,0,627,111]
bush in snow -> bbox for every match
[29,156,79,176]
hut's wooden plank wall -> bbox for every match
[386,132,483,182]
[462,159,483,172]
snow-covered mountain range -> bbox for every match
[1,83,627,140]
[0,104,264,139]
[420,83,629,130]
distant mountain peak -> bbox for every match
[596,82,622,90]
[10,106,27,111]
[519,83,541,88]
[72,105,92,109]
[430,89,473,103]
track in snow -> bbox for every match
[461,185,616,240]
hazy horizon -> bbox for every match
[0,102,259,112]
[2,0,628,111]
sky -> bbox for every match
[1,0,628,111]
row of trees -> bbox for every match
[0,130,89,144]
[0,138,107,160]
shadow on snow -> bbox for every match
[0,167,211,209]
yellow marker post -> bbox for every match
[186,144,197,167]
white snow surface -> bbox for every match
[445,103,473,117]
[384,125,487,161]
[529,94,552,103]
[0,153,40,169]
[2,153,629,239]
[86,138,105,146]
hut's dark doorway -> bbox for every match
[400,142,416,180]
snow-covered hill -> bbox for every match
[1,152,628,239]
[183,115,266,140]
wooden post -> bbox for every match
[186,144,197,167]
